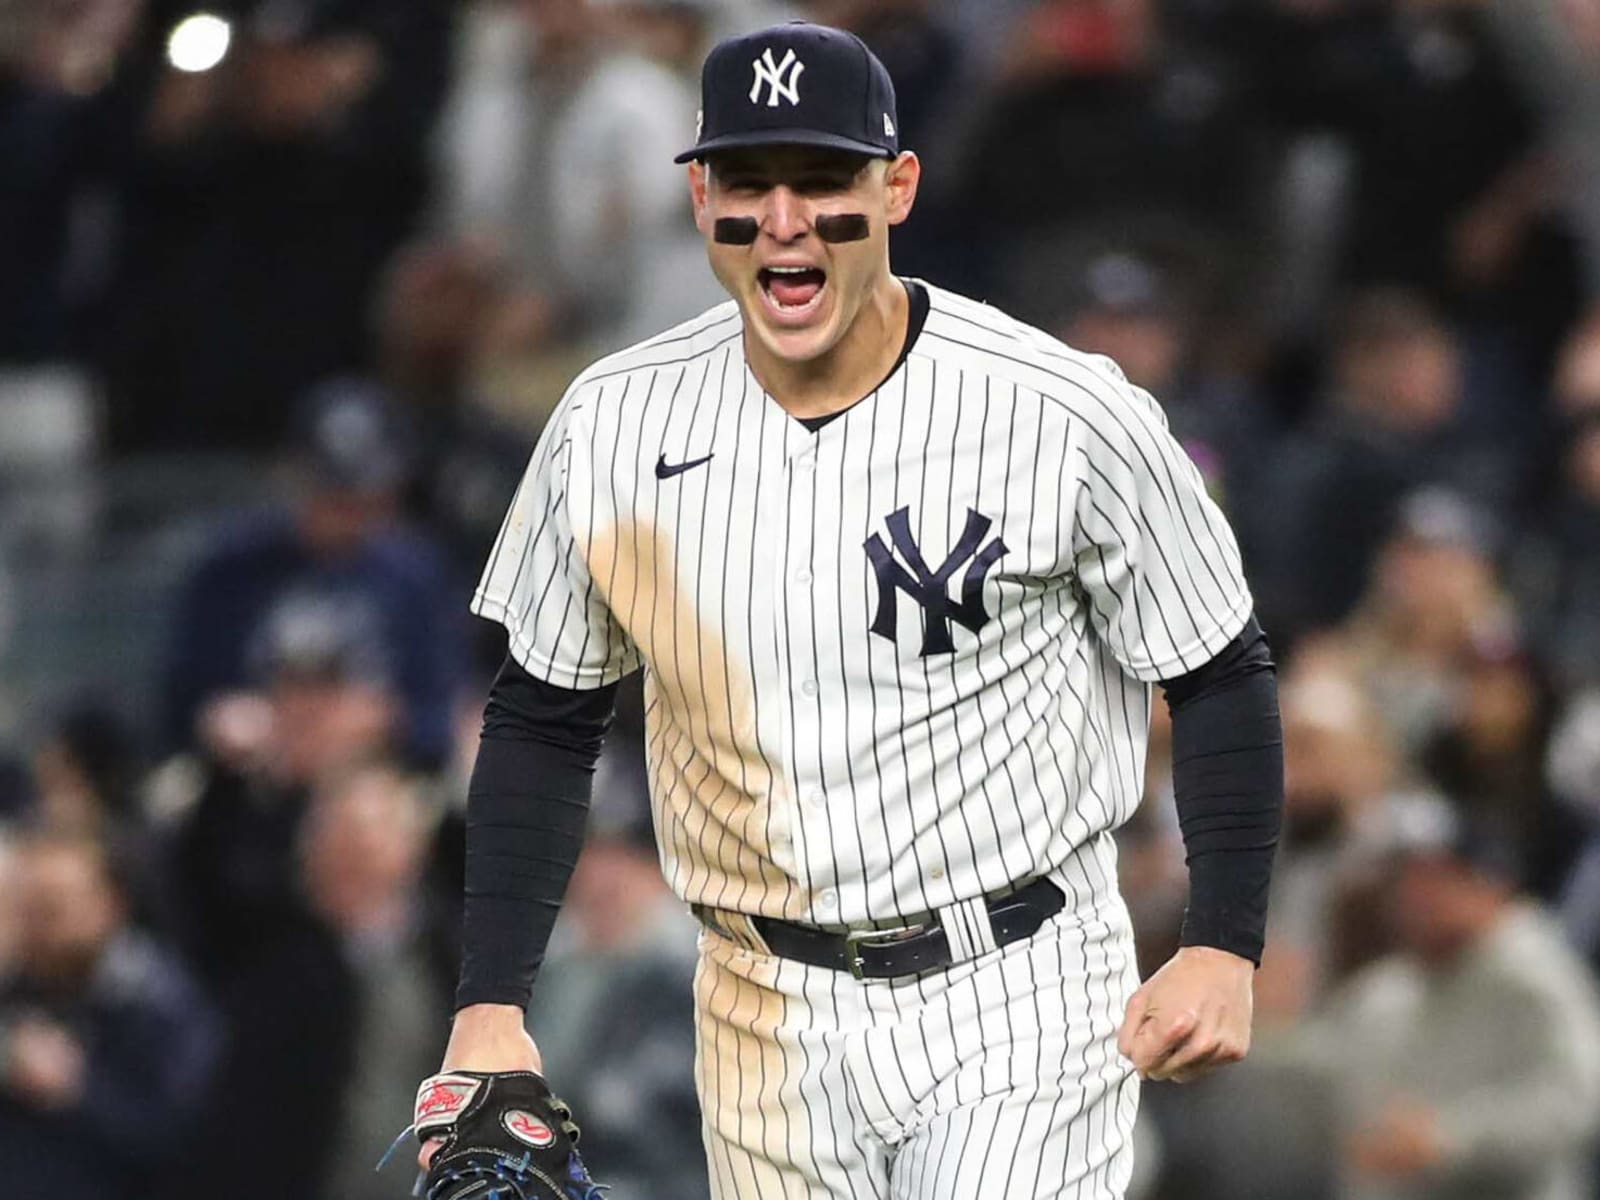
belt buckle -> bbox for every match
[844,924,925,979]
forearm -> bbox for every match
[1161,614,1285,964]
[458,735,594,1008]
[455,655,618,1011]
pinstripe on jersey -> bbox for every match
[473,281,1253,929]
[694,858,1142,1200]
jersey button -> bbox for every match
[820,890,837,909]
[807,789,826,809]
[793,568,812,586]
[800,679,818,696]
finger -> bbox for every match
[1165,1046,1229,1083]
[1117,989,1152,1058]
[1156,1029,1249,1082]
[417,1137,443,1171]
[1130,1009,1198,1073]
[1138,1030,1201,1080]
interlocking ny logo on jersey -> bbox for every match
[865,507,1008,656]
[751,48,804,107]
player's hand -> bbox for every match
[1117,945,1254,1083]
[419,1004,543,1170]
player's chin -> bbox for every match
[749,290,839,361]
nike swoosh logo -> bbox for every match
[655,453,714,480]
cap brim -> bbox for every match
[674,128,897,164]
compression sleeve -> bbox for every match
[1158,613,1284,965]
[456,654,619,1010]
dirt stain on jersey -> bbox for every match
[695,935,798,1177]
[587,519,791,904]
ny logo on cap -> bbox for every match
[750,47,804,108]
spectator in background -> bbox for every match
[372,238,535,597]
[961,0,1273,296]
[303,763,455,1200]
[24,702,173,932]
[527,748,706,1200]
[1459,0,1600,339]
[1318,488,1518,760]
[1417,643,1574,897]
[1255,292,1512,637]
[162,378,463,767]
[0,0,143,364]
[1258,662,1400,1021]
[1515,315,1600,693]
[1053,249,1273,529]
[27,703,142,840]
[101,0,453,450]
[435,0,602,340]
[172,759,450,1200]
[1242,0,1573,345]
[548,0,727,347]
[164,589,400,983]
[0,831,220,1200]
[1283,794,1600,1200]
[436,0,727,353]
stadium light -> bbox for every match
[167,13,232,73]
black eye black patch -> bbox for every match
[713,214,871,245]
[815,213,870,244]
[713,217,759,245]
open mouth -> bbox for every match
[758,265,828,317]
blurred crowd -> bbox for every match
[2,0,1600,1197]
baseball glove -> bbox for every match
[410,1070,606,1200]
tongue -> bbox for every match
[769,272,823,308]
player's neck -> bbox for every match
[746,274,909,421]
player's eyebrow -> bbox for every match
[711,152,871,189]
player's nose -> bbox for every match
[763,186,810,244]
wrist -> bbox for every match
[1179,911,1264,966]
[1175,943,1256,972]
[442,1004,542,1073]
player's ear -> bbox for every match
[883,152,920,228]
[689,161,711,235]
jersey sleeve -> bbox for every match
[1068,362,1253,682]
[471,387,641,689]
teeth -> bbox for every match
[767,266,813,275]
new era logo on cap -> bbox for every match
[675,21,900,164]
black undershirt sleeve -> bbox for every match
[1157,613,1285,965]
[456,654,619,1010]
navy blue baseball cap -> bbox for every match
[674,21,900,164]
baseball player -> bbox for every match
[412,20,1284,1200]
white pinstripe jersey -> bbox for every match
[474,281,1252,929]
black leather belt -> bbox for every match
[743,877,1065,980]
